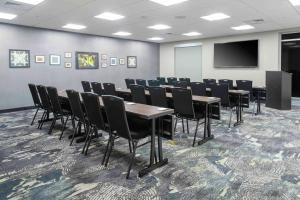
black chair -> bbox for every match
[148,80,160,87]
[66,90,88,146]
[125,79,135,89]
[190,82,207,96]
[130,85,147,104]
[204,79,217,89]
[172,88,205,146]
[179,78,191,86]
[91,82,103,96]
[81,92,106,155]
[103,83,117,96]
[46,87,72,136]
[211,84,237,127]
[81,81,92,92]
[28,84,42,125]
[219,79,234,89]
[167,77,177,85]
[36,85,52,129]
[101,95,152,179]
[136,79,147,87]
[148,87,168,108]
[174,81,188,89]
[236,80,255,113]
[157,77,166,85]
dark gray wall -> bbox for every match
[0,24,159,110]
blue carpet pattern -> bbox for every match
[1,105,300,199]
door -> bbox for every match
[175,45,202,81]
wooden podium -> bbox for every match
[266,71,292,110]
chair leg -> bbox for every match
[229,108,233,128]
[181,118,185,133]
[252,101,256,115]
[126,141,138,179]
[82,126,92,154]
[48,115,57,135]
[192,120,200,147]
[31,107,39,125]
[70,122,79,146]
[38,110,46,129]
[59,115,69,140]
[128,140,133,153]
[85,127,96,155]
[186,119,189,134]
[102,135,112,165]
[174,117,178,133]
[104,137,115,167]
[40,111,49,129]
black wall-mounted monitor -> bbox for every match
[214,40,259,68]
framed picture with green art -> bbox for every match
[9,49,30,68]
[75,52,99,69]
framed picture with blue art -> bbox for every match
[9,49,30,68]
[76,52,99,69]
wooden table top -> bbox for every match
[117,88,221,104]
[59,91,174,120]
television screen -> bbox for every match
[214,40,258,68]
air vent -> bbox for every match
[4,0,33,10]
[5,1,22,6]
[244,18,265,24]
[175,16,186,19]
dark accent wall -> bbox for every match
[0,24,160,110]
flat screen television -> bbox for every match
[214,40,259,68]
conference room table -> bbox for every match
[59,91,174,178]
[116,88,221,145]
[159,85,250,127]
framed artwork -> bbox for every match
[127,56,137,68]
[9,49,30,68]
[64,52,72,58]
[76,52,99,69]
[110,57,117,66]
[35,55,45,63]
[101,62,108,68]
[101,54,108,60]
[65,62,72,68]
[119,58,125,65]
[50,55,61,65]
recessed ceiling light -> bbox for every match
[148,37,164,41]
[201,13,230,21]
[149,0,189,6]
[94,12,125,21]
[62,24,86,30]
[231,25,254,31]
[113,31,132,36]
[148,24,171,30]
[182,32,202,36]
[289,0,300,6]
[0,12,17,20]
[13,0,45,5]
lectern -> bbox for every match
[266,71,292,110]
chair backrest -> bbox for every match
[148,80,160,87]
[211,84,230,106]
[236,80,253,100]
[190,82,207,96]
[130,85,147,104]
[174,81,188,89]
[66,90,85,121]
[81,92,105,130]
[81,81,92,92]
[46,86,63,114]
[36,85,52,111]
[148,86,168,108]
[102,95,131,140]
[179,78,191,85]
[172,88,195,118]
[103,83,117,96]
[125,79,135,89]
[91,82,103,96]
[157,77,166,85]
[167,77,177,85]
[136,79,147,87]
[203,79,216,86]
[219,79,234,89]
[28,83,41,106]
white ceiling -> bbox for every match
[0,0,300,43]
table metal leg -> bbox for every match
[198,104,214,145]
[256,91,261,115]
[234,94,244,126]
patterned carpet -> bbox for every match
[1,104,300,200]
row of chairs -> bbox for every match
[28,83,153,179]
[81,81,117,96]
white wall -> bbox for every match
[160,31,281,86]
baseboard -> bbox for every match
[0,106,35,114]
